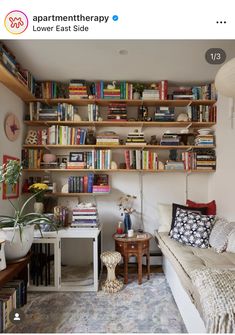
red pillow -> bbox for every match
[186,200,216,215]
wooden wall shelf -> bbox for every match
[24,120,216,128]
[22,144,215,150]
[25,97,217,107]
[23,168,215,173]
[0,63,35,101]
[44,192,110,197]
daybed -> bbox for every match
[156,231,235,333]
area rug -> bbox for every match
[7,273,187,333]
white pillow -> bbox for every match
[157,203,172,233]
[226,228,235,253]
[209,217,235,253]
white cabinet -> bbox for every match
[28,226,102,292]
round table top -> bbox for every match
[113,232,152,242]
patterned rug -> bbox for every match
[8,273,187,333]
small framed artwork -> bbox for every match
[69,152,84,162]
[2,155,20,200]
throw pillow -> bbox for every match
[209,217,235,253]
[170,208,215,248]
[186,199,216,215]
[226,228,235,253]
[157,203,172,233]
[171,203,207,231]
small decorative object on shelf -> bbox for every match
[118,194,137,234]
[54,206,69,227]
[85,128,96,145]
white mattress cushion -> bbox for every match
[226,229,235,253]
[209,217,235,253]
[157,203,172,233]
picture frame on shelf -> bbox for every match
[2,155,20,199]
[69,152,84,162]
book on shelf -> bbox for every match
[71,202,98,227]
[28,102,77,121]
[165,161,185,170]
[186,105,217,122]
[155,107,175,121]
[124,149,158,170]
[22,149,42,169]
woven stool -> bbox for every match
[101,251,123,293]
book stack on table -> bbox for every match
[71,203,98,228]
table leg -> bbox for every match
[147,251,150,280]
[138,253,142,285]
[124,255,128,284]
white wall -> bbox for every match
[0,83,25,215]
[208,94,235,220]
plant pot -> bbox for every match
[0,225,34,261]
[34,202,44,214]
[0,239,6,270]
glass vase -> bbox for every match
[124,213,132,234]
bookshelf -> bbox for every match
[0,63,35,101]
[23,168,215,173]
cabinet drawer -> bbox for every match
[126,242,138,251]
[115,241,124,251]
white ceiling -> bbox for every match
[4,40,235,84]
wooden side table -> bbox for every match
[113,233,152,285]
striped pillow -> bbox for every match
[209,217,235,253]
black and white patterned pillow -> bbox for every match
[170,208,215,248]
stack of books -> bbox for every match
[165,161,185,170]
[195,149,216,170]
[160,133,180,145]
[95,149,112,169]
[37,107,58,121]
[107,103,127,121]
[96,132,120,145]
[124,150,158,170]
[0,280,26,332]
[69,80,88,99]
[155,107,175,121]
[126,130,146,145]
[172,87,194,100]
[88,104,99,121]
[142,89,160,100]
[195,135,214,146]
[181,152,197,170]
[71,203,98,227]
[103,88,120,99]
[93,174,110,193]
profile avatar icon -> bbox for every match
[13,313,20,321]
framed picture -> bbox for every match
[69,152,84,162]
[2,155,20,200]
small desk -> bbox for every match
[113,233,152,285]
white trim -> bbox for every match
[163,256,206,334]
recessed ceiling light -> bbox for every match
[119,49,128,55]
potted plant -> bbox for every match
[0,159,53,261]
[28,183,49,214]
[133,83,145,100]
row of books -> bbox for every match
[142,89,160,100]
[170,84,216,100]
[0,42,36,95]
[88,104,99,121]
[71,203,98,227]
[22,149,42,169]
[37,81,68,99]
[187,105,217,122]
[43,126,88,145]
[124,150,158,170]
[66,150,112,170]
[68,174,110,193]
[181,150,216,170]
[28,102,77,121]
[0,280,26,332]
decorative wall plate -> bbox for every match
[4,113,20,141]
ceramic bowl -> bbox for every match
[43,153,57,163]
